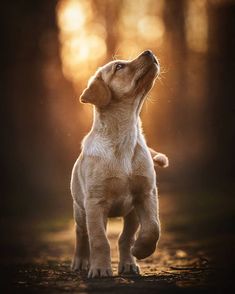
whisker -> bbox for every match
[113,47,121,60]
[146,95,158,103]
[157,76,166,86]
[157,69,175,95]
[159,65,169,75]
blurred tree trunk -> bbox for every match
[206,1,235,184]
[164,0,187,56]
[1,0,72,216]
[161,0,193,178]
[162,0,187,138]
[94,0,123,59]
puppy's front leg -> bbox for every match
[86,198,113,278]
[118,209,140,275]
[132,189,160,260]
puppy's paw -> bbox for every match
[71,256,89,272]
[153,153,169,168]
[118,262,140,276]
[131,237,157,260]
[88,267,113,278]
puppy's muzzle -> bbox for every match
[141,50,159,65]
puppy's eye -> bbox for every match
[115,63,125,71]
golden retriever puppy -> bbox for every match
[71,50,165,278]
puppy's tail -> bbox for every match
[149,148,169,168]
[153,153,169,168]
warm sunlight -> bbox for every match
[57,0,87,32]
[56,0,107,90]
[117,0,165,56]
[56,0,166,89]
[4,0,234,292]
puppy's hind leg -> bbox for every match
[118,209,140,275]
[71,202,90,273]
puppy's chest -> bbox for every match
[84,132,152,175]
[113,142,152,176]
[106,175,153,217]
[113,148,135,175]
[100,134,140,175]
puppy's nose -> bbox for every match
[142,50,153,57]
[141,50,158,64]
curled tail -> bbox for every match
[153,153,169,168]
[149,148,169,168]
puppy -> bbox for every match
[71,50,165,278]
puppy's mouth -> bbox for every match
[133,51,159,86]
[135,63,158,85]
[133,62,158,98]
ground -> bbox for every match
[0,191,234,293]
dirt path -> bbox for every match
[1,193,233,293]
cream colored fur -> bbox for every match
[71,50,166,278]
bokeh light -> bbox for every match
[56,0,107,91]
[56,0,166,88]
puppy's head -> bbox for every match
[80,50,160,108]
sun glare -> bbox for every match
[56,0,166,89]
[138,16,165,42]
[58,0,86,32]
[118,0,165,56]
[56,0,107,91]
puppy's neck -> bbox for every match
[89,103,141,157]
[82,103,145,162]
[92,103,139,136]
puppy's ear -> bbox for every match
[80,77,111,107]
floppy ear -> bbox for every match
[80,77,111,107]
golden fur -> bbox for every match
[71,50,167,278]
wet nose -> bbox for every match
[142,50,153,57]
[141,50,158,64]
